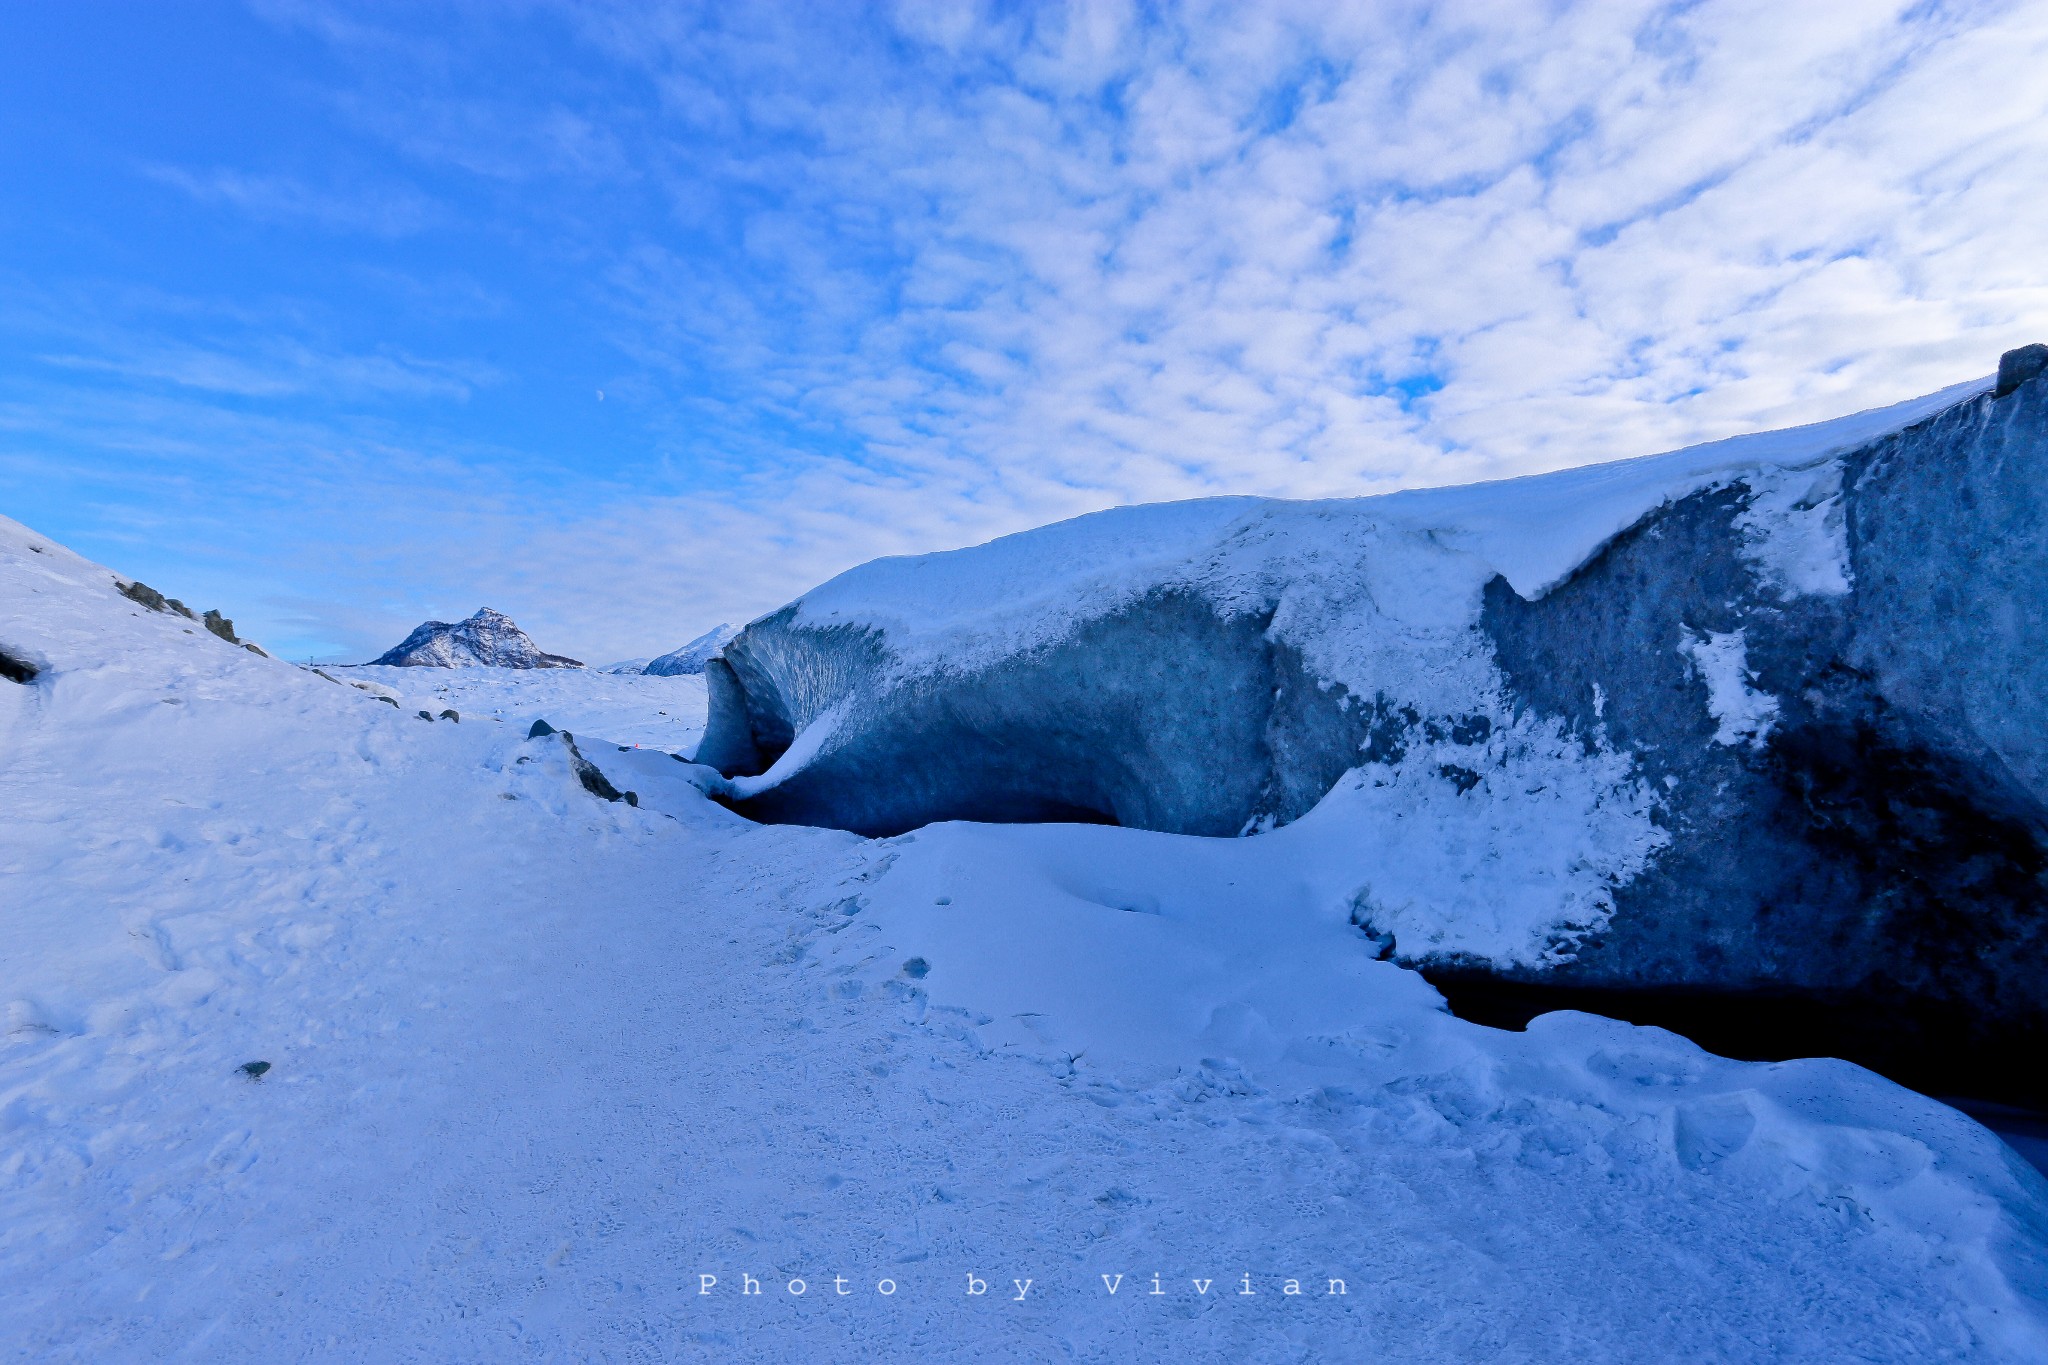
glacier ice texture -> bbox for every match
[698,355,2048,1104]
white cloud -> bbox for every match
[145,165,441,236]
[38,338,495,402]
[17,0,2048,664]
[500,0,2043,651]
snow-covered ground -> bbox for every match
[6,511,2048,1362]
[327,663,708,753]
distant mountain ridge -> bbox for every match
[643,623,738,676]
[370,608,583,669]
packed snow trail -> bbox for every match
[4,515,2047,1362]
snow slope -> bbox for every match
[645,623,740,676]
[5,510,2048,1362]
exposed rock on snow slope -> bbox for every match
[5,511,2048,1360]
[699,357,2048,1103]
[644,622,740,676]
[111,578,267,656]
[333,662,709,752]
[370,606,582,668]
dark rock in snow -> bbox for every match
[0,646,38,684]
[439,709,460,722]
[371,608,583,669]
[565,737,632,805]
[239,1061,271,1080]
[564,742,617,800]
[116,579,167,612]
[113,580,258,652]
[116,579,195,619]
[531,724,636,806]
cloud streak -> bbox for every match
[144,164,442,236]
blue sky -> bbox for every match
[3,1,2045,663]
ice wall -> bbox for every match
[695,356,2048,1099]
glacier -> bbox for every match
[698,356,2048,1107]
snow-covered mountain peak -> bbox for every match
[643,622,739,676]
[370,607,583,669]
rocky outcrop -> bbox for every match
[644,624,739,676]
[114,580,266,655]
[116,580,191,617]
[370,608,582,669]
[693,351,2048,1102]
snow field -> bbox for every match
[4,511,2047,1361]
[331,662,709,753]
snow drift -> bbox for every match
[700,354,2048,1103]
